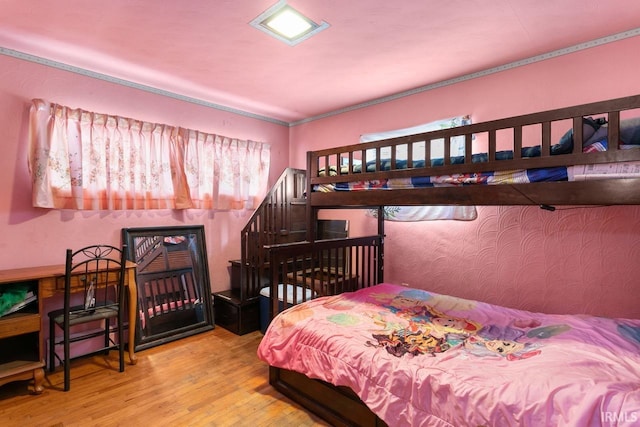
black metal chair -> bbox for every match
[48,244,127,391]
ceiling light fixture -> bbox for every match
[250,0,329,46]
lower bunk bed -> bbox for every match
[257,94,640,426]
[261,236,387,427]
[258,279,640,426]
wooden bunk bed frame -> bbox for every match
[308,94,640,208]
[264,94,640,427]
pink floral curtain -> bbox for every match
[27,99,270,210]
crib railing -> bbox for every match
[265,235,383,321]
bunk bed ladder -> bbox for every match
[239,167,307,301]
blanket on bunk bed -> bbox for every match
[314,161,640,192]
[314,118,640,192]
[257,283,640,427]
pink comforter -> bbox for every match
[257,283,640,426]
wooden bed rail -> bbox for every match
[265,235,383,320]
[310,95,640,181]
[307,94,640,206]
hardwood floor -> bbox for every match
[0,327,330,427]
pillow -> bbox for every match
[582,117,640,149]
[620,117,640,145]
[553,116,605,154]
[583,126,608,149]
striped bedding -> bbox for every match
[314,161,640,192]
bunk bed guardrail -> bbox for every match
[308,95,640,206]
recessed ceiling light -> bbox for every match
[250,1,329,46]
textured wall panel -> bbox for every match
[381,205,640,319]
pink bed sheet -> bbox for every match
[257,283,640,427]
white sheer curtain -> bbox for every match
[27,99,270,210]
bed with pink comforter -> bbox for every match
[257,283,640,426]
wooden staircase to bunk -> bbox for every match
[213,168,308,335]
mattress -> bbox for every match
[313,161,640,192]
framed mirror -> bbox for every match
[122,225,214,351]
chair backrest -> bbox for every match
[64,244,128,317]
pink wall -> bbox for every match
[290,36,640,319]
[2,35,639,325]
[0,54,289,298]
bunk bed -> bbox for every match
[257,95,640,427]
[309,95,640,207]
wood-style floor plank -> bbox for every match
[0,327,329,427]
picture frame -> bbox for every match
[121,225,214,351]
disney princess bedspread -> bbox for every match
[257,283,640,427]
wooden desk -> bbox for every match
[0,261,137,394]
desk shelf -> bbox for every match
[0,278,43,394]
[0,312,40,339]
[0,324,44,393]
[0,359,45,391]
[0,333,40,364]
